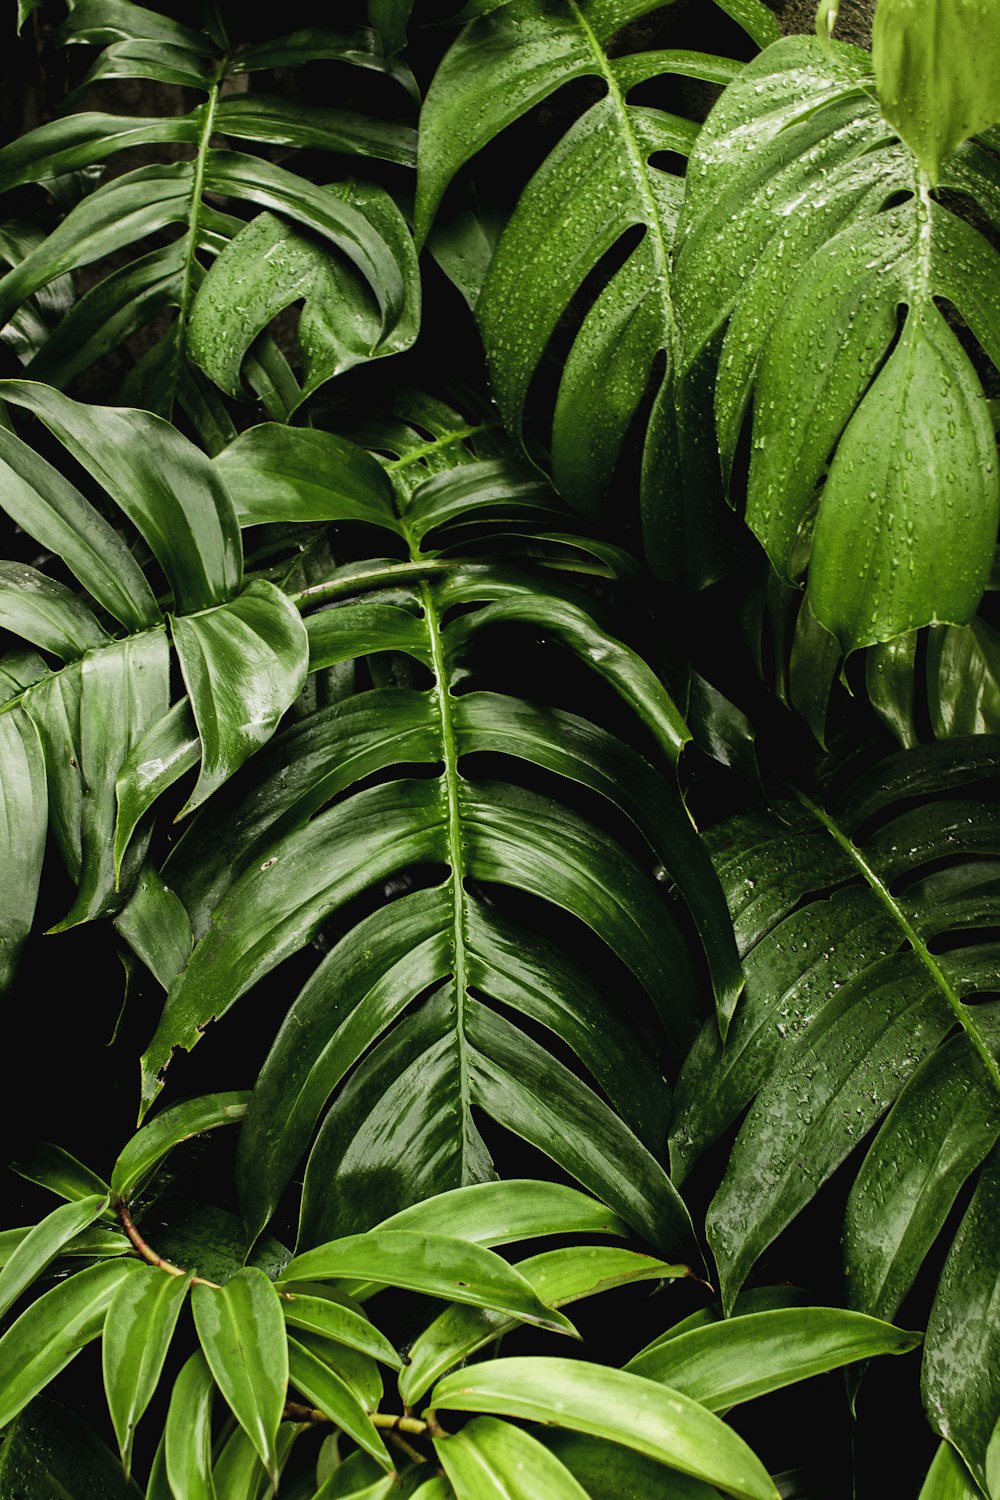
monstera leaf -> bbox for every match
[128,398,740,1259]
[671,736,1000,1490]
[0,7,418,436]
[675,33,1000,654]
[0,382,308,979]
[415,0,777,582]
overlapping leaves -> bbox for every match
[0,3,419,434]
[671,736,1000,1490]
[0,1140,925,1500]
[675,33,1000,653]
[133,398,740,1259]
[415,0,776,580]
[0,381,308,976]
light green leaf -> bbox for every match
[427,1357,779,1500]
[919,1442,981,1499]
[0,561,108,659]
[435,1416,589,1499]
[111,1092,250,1203]
[401,1245,683,1404]
[0,1259,141,1427]
[624,1306,920,1408]
[0,426,156,630]
[282,1232,576,1336]
[0,1194,108,1320]
[165,1351,217,1500]
[873,0,1000,184]
[286,1339,392,1470]
[192,1268,289,1487]
[170,579,309,815]
[103,1265,192,1477]
[541,1431,720,1499]
[11,1143,111,1206]
[281,1294,402,1369]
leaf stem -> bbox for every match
[115,1200,221,1288]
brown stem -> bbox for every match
[116,1201,221,1289]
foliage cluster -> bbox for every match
[0,0,998,1495]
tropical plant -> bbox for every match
[0,0,998,1496]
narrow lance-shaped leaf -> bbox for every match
[192,1268,288,1488]
[282,1231,576,1336]
[165,1351,216,1500]
[435,1416,590,1500]
[0,1259,141,1428]
[624,1306,921,1410]
[0,705,47,991]
[111,1092,250,1203]
[427,1357,779,1500]
[103,1265,192,1477]
[0,1194,108,1320]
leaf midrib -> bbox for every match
[798,789,1000,1097]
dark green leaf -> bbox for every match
[170,579,309,815]
[0,383,243,613]
[0,705,47,991]
[0,1397,144,1500]
[212,424,399,531]
[0,561,108,659]
[287,1338,392,1471]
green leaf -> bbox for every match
[165,1351,217,1500]
[0,705,47,991]
[114,866,194,993]
[0,561,108,659]
[807,303,998,652]
[192,1268,289,1487]
[46,629,172,930]
[624,1306,920,1408]
[0,383,243,613]
[671,742,1000,1310]
[212,424,400,531]
[170,579,309,815]
[873,0,1000,184]
[374,1180,628,1244]
[114,703,200,877]
[541,1431,721,1499]
[282,1231,576,1335]
[111,1092,250,1203]
[676,35,1000,653]
[282,1294,402,1369]
[435,1416,590,1499]
[0,1397,144,1499]
[401,1246,684,1404]
[0,425,158,631]
[922,1143,1000,1490]
[11,1143,111,1206]
[0,1259,140,1427]
[919,1443,981,1500]
[286,1338,393,1471]
[0,1194,108,1319]
[189,195,419,408]
[427,1357,779,1500]
[103,1265,192,1477]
